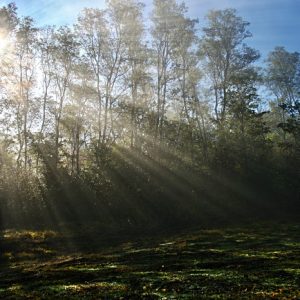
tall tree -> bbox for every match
[108,0,147,149]
[200,9,259,126]
[151,0,189,142]
[75,8,108,146]
[265,47,300,143]
[14,16,38,169]
[51,26,78,167]
[37,26,56,136]
[169,13,200,159]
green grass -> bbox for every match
[0,223,299,299]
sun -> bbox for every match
[0,32,10,53]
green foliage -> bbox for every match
[0,2,298,230]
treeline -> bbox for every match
[0,1,299,230]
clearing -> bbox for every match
[0,222,299,299]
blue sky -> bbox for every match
[1,0,299,60]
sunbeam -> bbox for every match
[0,0,299,298]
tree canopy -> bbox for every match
[0,1,299,230]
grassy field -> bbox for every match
[0,222,299,299]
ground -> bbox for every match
[0,222,299,299]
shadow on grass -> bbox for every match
[0,222,299,299]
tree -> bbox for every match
[151,0,190,142]
[37,26,56,136]
[107,0,148,149]
[265,47,300,144]
[75,8,108,146]
[0,2,17,38]
[169,12,201,160]
[51,26,78,167]
[200,9,259,126]
[0,2,18,150]
[2,16,38,170]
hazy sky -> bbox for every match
[1,0,299,60]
